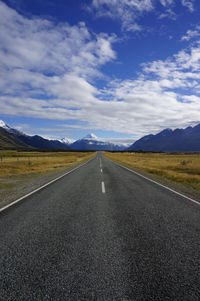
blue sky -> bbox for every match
[0,0,200,142]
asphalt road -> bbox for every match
[0,153,200,300]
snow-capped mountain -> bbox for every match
[60,137,75,145]
[0,120,26,136]
[83,133,98,140]
[0,121,129,151]
[0,120,10,130]
[0,120,30,149]
[70,133,127,151]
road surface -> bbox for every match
[0,153,200,300]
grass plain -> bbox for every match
[105,152,200,196]
[0,151,94,177]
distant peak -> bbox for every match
[161,128,172,133]
[0,120,10,130]
[0,120,26,136]
[84,133,98,140]
[60,137,74,144]
[0,120,6,127]
[159,128,172,136]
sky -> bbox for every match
[0,0,200,142]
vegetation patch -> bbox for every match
[0,151,94,177]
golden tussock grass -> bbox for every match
[104,152,200,192]
[0,151,95,177]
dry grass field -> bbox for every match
[0,151,94,177]
[0,151,95,206]
[105,152,200,195]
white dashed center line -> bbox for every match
[101,181,106,194]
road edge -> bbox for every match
[0,156,95,213]
[106,156,200,207]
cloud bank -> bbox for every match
[0,1,200,139]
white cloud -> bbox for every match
[181,25,200,41]
[90,0,195,32]
[92,40,200,136]
[101,137,133,145]
[1,1,200,140]
[0,1,116,127]
[181,0,194,12]
[90,0,154,32]
[0,1,116,78]
[158,8,176,20]
[159,0,174,6]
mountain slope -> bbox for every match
[0,120,70,151]
[17,134,70,150]
[129,124,200,152]
[0,127,30,150]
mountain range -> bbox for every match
[1,120,200,152]
[0,121,128,151]
[70,134,126,151]
[128,124,200,152]
[0,120,70,151]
